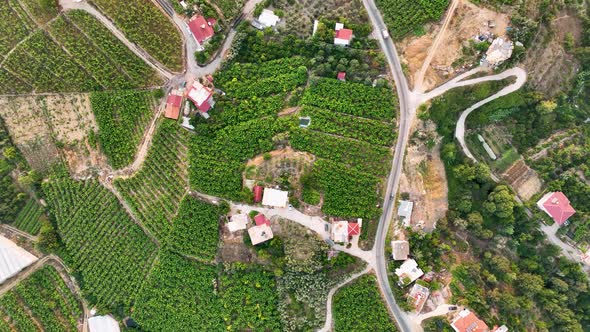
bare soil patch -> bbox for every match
[502,159,542,201]
[399,0,509,90]
[522,10,582,96]
[0,94,107,175]
[398,120,448,231]
[245,147,315,189]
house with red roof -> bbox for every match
[348,222,360,236]
[164,92,183,120]
[536,191,576,225]
[253,185,263,203]
[187,81,215,112]
[337,71,346,81]
[187,15,215,45]
[451,309,489,332]
[254,213,270,226]
[334,23,353,46]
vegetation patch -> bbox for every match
[375,0,449,38]
[11,198,45,235]
[333,274,396,332]
[114,120,190,241]
[43,172,158,311]
[90,90,155,169]
[0,265,83,332]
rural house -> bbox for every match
[397,200,414,227]
[253,9,280,29]
[451,309,488,332]
[391,240,410,261]
[395,259,424,286]
[261,188,289,208]
[164,91,183,120]
[484,37,513,67]
[227,213,248,232]
[187,81,215,112]
[334,23,353,46]
[187,15,215,45]
[248,224,274,245]
[408,283,430,313]
[536,191,576,225]
[337,71,346,81]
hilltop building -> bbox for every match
[187,81,215,112]
[536,191,576,225]
[334,23,353,46]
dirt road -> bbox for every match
[413,0,460,92]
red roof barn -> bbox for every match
[348,222,360,236]
[253,186,263,203]
[337,72,346,81]
[254,213,270,226]
[188,15,215,44]
[537,191,576,225]
[164,94,182,119]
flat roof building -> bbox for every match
[395,259,424,286]
[408,283,430,313]
[331,220,349,243]
[391,240,410,261]
[248,224,273,245]
[261,188,289,208]
[398,200,414,227]
[227,214,248,232]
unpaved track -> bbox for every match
[59,0,174,79]
[413,0,460,92]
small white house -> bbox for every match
[397,200,414,227]
[258,9,280,28]
[227,214,248,232]
[261,188,289,208]
[248,224,274,245]
[395,259,424,286]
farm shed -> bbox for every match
[261,188,289,208]
[253,185,264,203]
[0,235,38,284]
[397,200,414,227]
[88,315,120,332]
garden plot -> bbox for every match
[0,94,106,174]
[244,147,315,191]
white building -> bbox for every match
[485,37,514,67]
[261,188,289,208]
[397,200,414,227]
[395,259,424,286]
[258,9,280,28]
[248,224,274,245]
[0,235,38,284]
[227,214,248,232]
[88,315,120,332]
[331,220,349,243]
[187,81,215,112]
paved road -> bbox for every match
[362,0,417,331]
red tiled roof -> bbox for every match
[197,100,211,112]
[254,214,270,226]
[167,94,182,107]
[542,192,576,225]
[207,18,217,27]
[452,311,489,332]
[253,186,263,203]
[348,222,360,236]
[337,72,346,81]
[188,15,214,44]
[335,28,353,41]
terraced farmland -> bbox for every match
[11,198,44,235]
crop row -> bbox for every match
[12,198,44,235]
[221,68,308,98]
[90,90,155,169]
[42,175,158,310]
[19,0,58,25]
[89,0,183,71]
[133,252,281,331]
[301,78,396,121]
[165,196,221,261]
[375,0,449,38]
[0,266,82,332]
[215,57,308,85]
[299,106,397,146]
[290,128,392,177]
[114,120,189,241]
[0,0,32,56]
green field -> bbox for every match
[0,265,83,332]
[43,174,158,310]
[11,198,44,235]
[375,0,449,38]
[114,120,190,241]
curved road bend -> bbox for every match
[362,0,418,331]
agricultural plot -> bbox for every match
[134,252,281,331]
[114,120,190,241]
[375,0,449,38]
[333,274,396,332]
[90,0,183,71]
[11,198,45,235]
[301,78,397,121]
[43,174,158,310]
[165,196,221,261]
[210,0,244,20]
[90,90,155,169]
[0,0,33,57]
[0,265,83,332]
[19,0,59,25]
